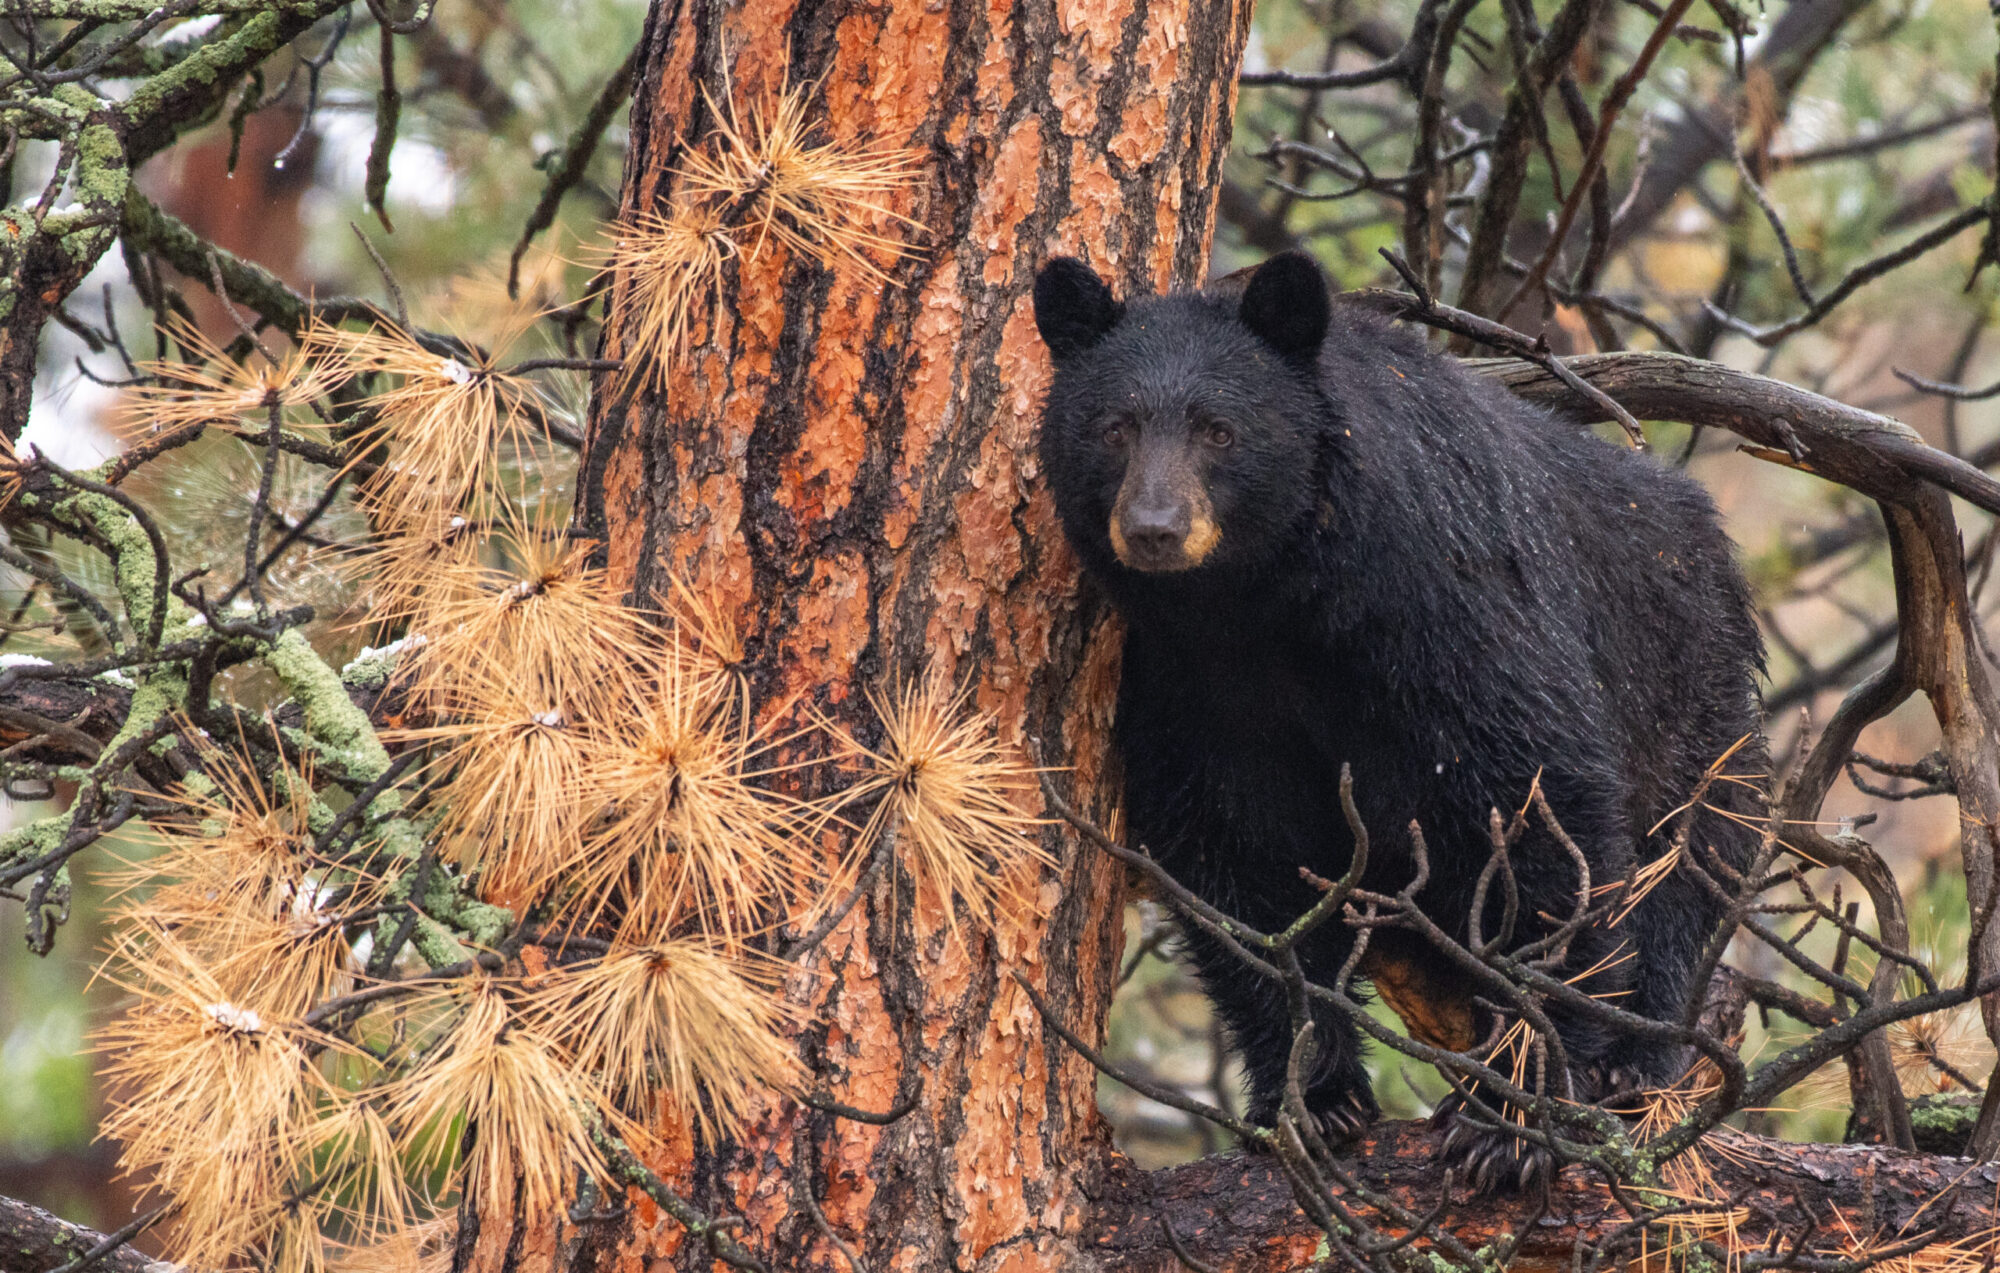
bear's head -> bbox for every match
[1032,252,1331,581]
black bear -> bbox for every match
[1032,251,1766,1192]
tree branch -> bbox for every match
[0,1195,162,1273]
[1085,1128,2000,1271]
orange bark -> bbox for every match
[479,1,1253,1270]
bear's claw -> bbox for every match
[1581,1062,1655,1109]
[1306,1089,1379,1143]
[1429,1093,1561,1195]
[1247,1087,1379,1148]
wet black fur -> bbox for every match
[1033,253,1766,1190]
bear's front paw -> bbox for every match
[1304,1087,1379,1144]
[1431,1097,1559,1195]
[1579,1062,1655,1110]
[1248,1086,1379,1148]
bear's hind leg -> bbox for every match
[1180,926,1379,1142]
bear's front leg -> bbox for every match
[1178,926,1379,1142]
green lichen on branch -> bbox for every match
[120,187,312,333]
[120,188,384,335]
[263,628,395,786]
[117,3,347,166]
[23,483,174,651]
[20,0,319,15]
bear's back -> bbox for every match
[1305,302,1764,834]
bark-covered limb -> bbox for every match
[0,96,127,440]
[115,1,351,166]
[0,675,131,762]
[1450,0,1605,318]
[1452,346,2000,515]
[18,0,319,14]
[1460,340,2000,1157]
[1086,1130,2000,1273]
[0,656,412,766]
[0,1194,162,1273]
[119,187,383,335]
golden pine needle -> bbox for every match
[0,430,18,515]
[596,68,922,388]
[426,265,550,361]
[394,509,658,719]
[1886,946,1993,1096]
[1888,1009,1992,1096]
[303,321,544,521]
[333,500,485,654]
[331,1216,458,1273]
[567,655,830,940]
[298,1098,416,1247]
[1814,1205,2000,1273]
[94,924,337,1270]
[676,71,923,280]
[382,664,592,900]
[829,669,1054,933]
[536,939,802,1140]
[597,204,736,388]
[663,573,747,679]
[115,316,345,439]
[386,979,602,1218]
[104,739,371,1017]
[106,740,320,919]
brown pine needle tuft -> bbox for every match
[1886,946,1993,1096]
[95,923,336,1270]
[105,739,370,1017]
[303,321,544,520]
[1889,1008,1992,1096]
[395,509,658,719]
[664,573,747,679]
[568,657,830,940]
[337,502,484,637]
[0,431,18,514]
[299,1097,417,1247]
[115,316,346,439]
[331,1215,459,1273]
[676,71,923,280]
[831,670,1053,932]
[536,939,802,1141]
[597,204,736,387]
[595,68,922,388]
[383,666,592,900]
[386,979,602,1218]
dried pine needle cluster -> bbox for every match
[832,670,1054,931]
[304,317,546,521]
[600,70,922,386]
[95,650,1045,1268]
[117,318,348,440]
[83,71,1070,1273]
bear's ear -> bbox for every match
[1035,257,1123,362]
[1239,251,1331,362]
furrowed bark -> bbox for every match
[486,0,1254,1270]
[1087,1125,2000,1272]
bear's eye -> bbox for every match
[1101,421,1129,447]
[1205,424,1236,448]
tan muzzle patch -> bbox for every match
[1109,479,1221,572]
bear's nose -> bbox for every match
[1122,497,1190,561]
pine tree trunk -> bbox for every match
[473,1,1253,1269]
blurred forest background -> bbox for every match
[3,0,1997,1231]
